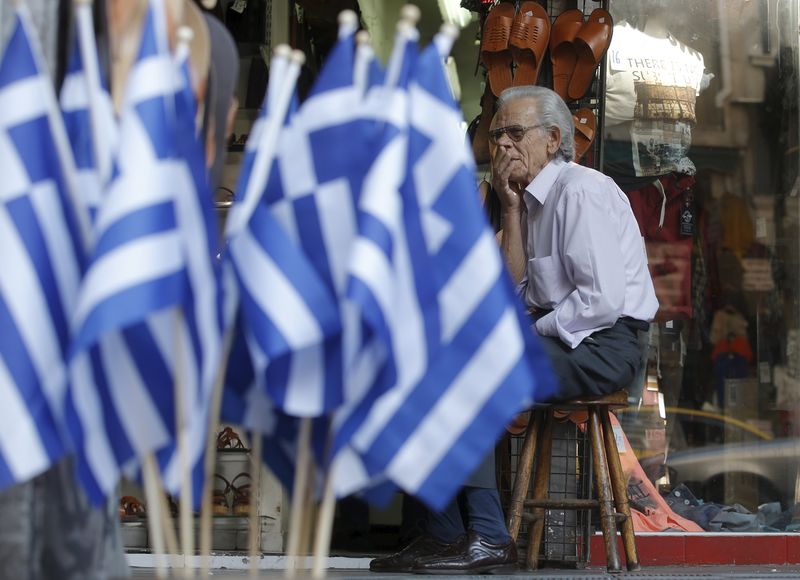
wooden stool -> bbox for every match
[506,390,640,573]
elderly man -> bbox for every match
[492,85,657,402]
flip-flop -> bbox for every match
[480,1,516,96]
[573,108,596,161]
[567,8,614,102]
[548,9,584,101]
[509,1,550,87]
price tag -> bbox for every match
[232,0,247,14]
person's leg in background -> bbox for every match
[461,487,511,544]
[411,449,517,574]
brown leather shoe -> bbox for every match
[411,530,518,574]
[369,534,454,573]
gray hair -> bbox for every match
[496,86,575,162]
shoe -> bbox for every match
[412,530,518,575]
[369,534,454,573]
[480,2,516,96]
[567,8,614,101]
[509,1,550,87]
[230,472,252,516]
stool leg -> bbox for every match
[507,411,538,541]
[588,407,622,572]
[525,410,552,570]
[601,410,641,571]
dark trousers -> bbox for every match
[426,487,510,545]
[535,317,647,403]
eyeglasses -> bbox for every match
[488,124,545,144]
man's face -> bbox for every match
[489,98,559,186]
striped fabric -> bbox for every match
[156,49,227,500]
[225,49,342,422]
[64,0,210,503]
[328,26,429,499]
[59,0,117,223]
[0,8,86,489]
[337,35,560,511]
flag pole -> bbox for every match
[285,417,312,578]
[73,0,112,182]
[310,475,335,579]
[157,482,182,569]
[248,434,263,578]
[173,308,195,577]
[143,453,171,578]
[198,327,234,575]
[224,46,303,237]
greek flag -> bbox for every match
[64,0,199,502]
[59,0,116,222]
[338,34,560,510]
[156,44,227,500]
[0,8,87,489]
[328,24,431,498]
[225,48,342,422]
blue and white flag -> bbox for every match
[336,34,560,510]
[0,8,88,489]
[221,49,344,491]
[60,0,117,223]
[64,0,200,503]
[155,39,227,500]
[225,48,342,424]
[327,23,432,498]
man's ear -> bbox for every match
[547,126,562,157]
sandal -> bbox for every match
[573,108,596,161]
[509,1,550,87]
[549,9,584,101]
[480,1,516,96]
[217,426,246,450]
[212,474,231,516]
[567,8,613,101]
[119,495,146,520]
[230,472,252,516]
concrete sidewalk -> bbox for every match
[131,565,800,578]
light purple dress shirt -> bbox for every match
[519,159,659,349]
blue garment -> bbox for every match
[427,487,510,545]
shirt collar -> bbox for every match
[525,159,567,206]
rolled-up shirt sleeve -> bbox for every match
[515,275,529,300]
[535,189,626,348]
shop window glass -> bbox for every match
[606,0,800,527]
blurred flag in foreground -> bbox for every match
[0,8,87,490]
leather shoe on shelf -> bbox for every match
[369,534,455,573]
[411,530,518,575]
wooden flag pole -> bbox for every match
[157,483,182,569]
[285,417,312,578]
[142,453,171,578]
[311,475,336,578]
[198,328,234,575]
[299,470,317,563]
[248,434,264,578]
[173,310,195,577]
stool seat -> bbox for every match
[551,390,629,408]
[506,389,640,573]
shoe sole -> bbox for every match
[412,563,518,575]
